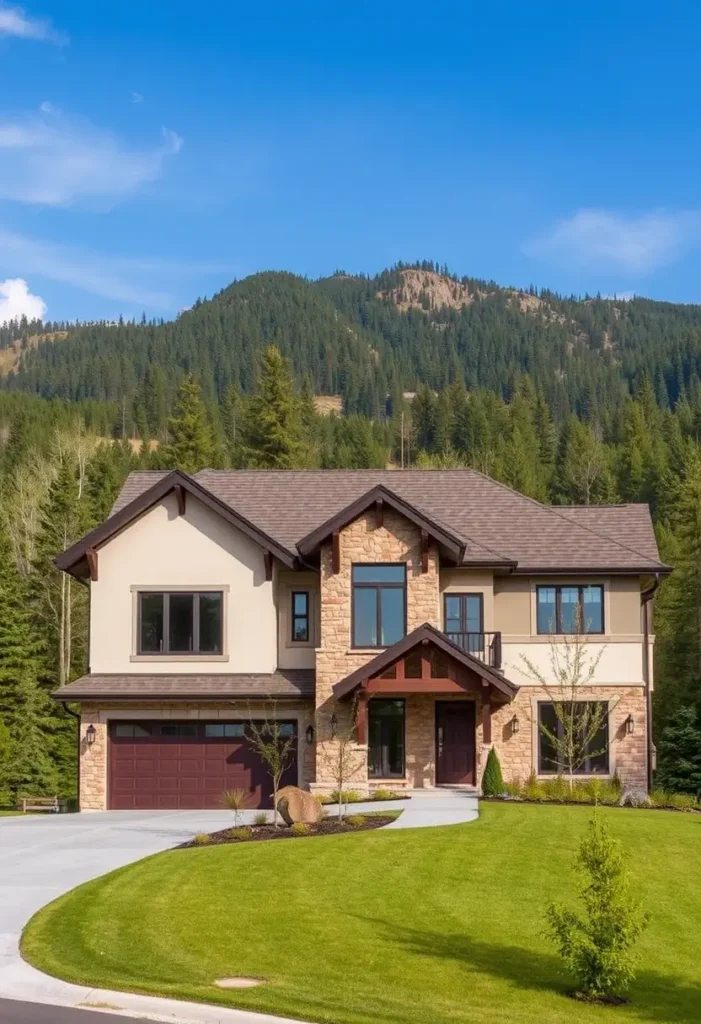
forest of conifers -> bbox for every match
[0,263,700,800]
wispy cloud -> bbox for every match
[131,91,144,104]
[0,3,67,44]
[0,105,183,207]
[0,277,46,322]
[525,208,701,275]
[0,228,237,311]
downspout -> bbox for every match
[641,575,661,792]
[62,703,81,812]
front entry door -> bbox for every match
[435,702,476,785]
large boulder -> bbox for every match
[276,786,323,825]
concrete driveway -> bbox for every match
[0,809,302,1022]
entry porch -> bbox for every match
[322,623,518,793]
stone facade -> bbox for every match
[79,700,315,811]
[313,509,440,792]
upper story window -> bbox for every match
[444,593,484,648]
[291,591,310,642]
[352,564,406,649]
[536,585,604,635]
[138,591,223,655]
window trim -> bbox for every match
[443,592,484,636]
[535,584,605,636]
[536,699,610,776]
[135,589,225,657]
[351,563,407,650]
[368,698,406,779]
[291,590,310,643]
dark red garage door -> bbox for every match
[109,720,298,810]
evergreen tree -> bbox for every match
[240,346,308,468]
[0,669,56,800]
[162,375,217,473]
[0,527,41,718]
[655,706,701,796]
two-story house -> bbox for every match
[54,468,669,810]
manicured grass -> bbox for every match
[22,804,701,1024]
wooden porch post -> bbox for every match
[482,701,492,745]
[356,691,368,745]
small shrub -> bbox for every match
[481,747,505,796]
[542,775,570,802]
[330,789,363,804]
[228,826,253,840]
[523,771,546,802]
[220,788,250,826]
[610,771,623,793]
[346,814,366,828]
[253,811,268,826]
[547,809,649,1000]
[372,788,402,801]
[648,788,669,808]
[503,778,522,797]
[193,833,211,845]
[290,822,310,836]
[666,792,697,811]
[317,794,332,805]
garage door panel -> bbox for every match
[109,720,298,810]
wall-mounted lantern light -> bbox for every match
[625,715,635,736]
[511,715,520,735]
[85,724,97,747]
[330,713,338,739]
[306,725,314,745]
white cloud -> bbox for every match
[526,208,701,275]
[0,228,237,311]
[0,105,183,207]
[0,3,67,44]
[131,91,144,104]
[0,277,46,322]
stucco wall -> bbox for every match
[90,492,278,674]
[439,569,495,631]
[276,570,319,670]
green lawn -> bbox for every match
[21,804,701,1024]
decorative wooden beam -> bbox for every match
[374,498,384,529]
[356,692,368,745]
[482,702,492,745]
[421,649,431,680]
[331,531,341,575]
[86,547,98,583]
[421,530,429,574]
[395,658,405,681]
[263,551,273,582]
[366,677,473,694]
[174,484,186,516]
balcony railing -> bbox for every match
[445,630,502,670]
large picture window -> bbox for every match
[137,591,223,655]
[536,585,604,635]
[352,564,406,648]
[368,699,405,778]
[538,701,609,775]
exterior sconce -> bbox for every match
[85,724,97,747]
[511,715,520,735]
[306,725,314,745]
[625,715,635,736]
[330,713,338,739]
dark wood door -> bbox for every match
[435,702,476,785]
[109,720,297,810]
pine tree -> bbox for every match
[0,527,41,719]
[162,375,217,473]
[0,669,56,800]
[240,346,308,468]
[655,706,701,796]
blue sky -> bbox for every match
[1,0,701,322]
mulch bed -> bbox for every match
[180,815,397,848]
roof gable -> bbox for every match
[56,470,297,579]
[297,484,466,563]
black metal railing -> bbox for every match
[445,630,502,669]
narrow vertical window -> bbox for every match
[291,591,310,642]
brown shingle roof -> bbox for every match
[52,670,315,701]
[112,469,666,573]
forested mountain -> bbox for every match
[8,263,701,430]
[2,263,701,801]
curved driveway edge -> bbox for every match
[1,810,308,1023]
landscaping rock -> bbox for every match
[276,785,323,824]
[619,787,650,808]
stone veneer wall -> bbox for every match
[313,509,440,791]
[79,700,315,811]
[490,685,648,790]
